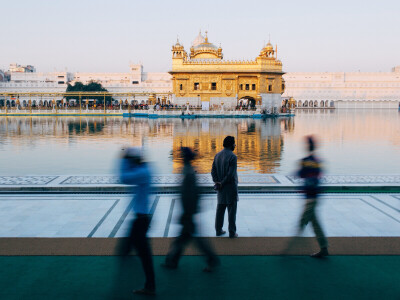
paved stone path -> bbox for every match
[0,193,398,238]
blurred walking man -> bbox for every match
[117,147,156,295]
[164,147,219,272]
[297,136,328,258]
[212,136,239,238]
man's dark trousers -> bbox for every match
[215,202,237,235]
[118,213,155,291]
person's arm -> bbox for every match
[119,159,147,184]
[297,160,305,178]
[220,155,237,186]
[211,158,218,183]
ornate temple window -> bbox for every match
[268,85,272,92]
[252,84,256,90]
[211,82,217,90]
[194,82,199,90]
[245,84,249,90]
[240,84,243,90]
[180,84,183,90]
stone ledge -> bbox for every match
[0,174,399,193]
[0,237,398,256]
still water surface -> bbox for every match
[0,109,399,176]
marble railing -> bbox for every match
[0,174,399,187]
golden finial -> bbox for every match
[205,30,208,43]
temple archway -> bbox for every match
[238,96,256,108]
[314,100,318,107]
[320,100,324,107]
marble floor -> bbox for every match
[0,193,398,238]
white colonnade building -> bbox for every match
[1,63,400,109]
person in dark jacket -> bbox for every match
[297,135,328,258]
[211,136,239,238]
[164,147,219,271]
[117,147,156,295]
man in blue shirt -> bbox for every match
[117,147,156,295]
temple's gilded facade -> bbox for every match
[170,32,285,111]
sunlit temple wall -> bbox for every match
[170,32,285,111]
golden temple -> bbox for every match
[170,31,285,111]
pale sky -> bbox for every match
[1,0,399,73]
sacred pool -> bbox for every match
[0,109,399,176]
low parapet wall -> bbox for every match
[0,174,399,193]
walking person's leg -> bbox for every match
[299,199,315,232]
[165,223,192,268]
[309,200,329,258]
[282,198,313,254]
[132,214,156,294]
[194,237,219,271]
[227,201,237,238]
[215,204,227,235]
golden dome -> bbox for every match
[265,41,274,50]
[190,31,223,59]
[192,31,205,47]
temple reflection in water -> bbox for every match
[0,116,293,174]
[1,109,399,176]
[171,118,292,174]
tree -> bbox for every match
[64,81,113,105]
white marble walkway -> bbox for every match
[0,193,398,238]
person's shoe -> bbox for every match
[216,230,226,236]
[310,247,329,258]
[133,288,156,296]
[229,233,238,238]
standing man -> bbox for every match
[117,147,156,296]
[297,135,328,258]
[164,147,219,271]
[212,136,239,238]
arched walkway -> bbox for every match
[320,100,324,107]
[238,96,256,108]
[325,100,329,107]
[314,100,318,107]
